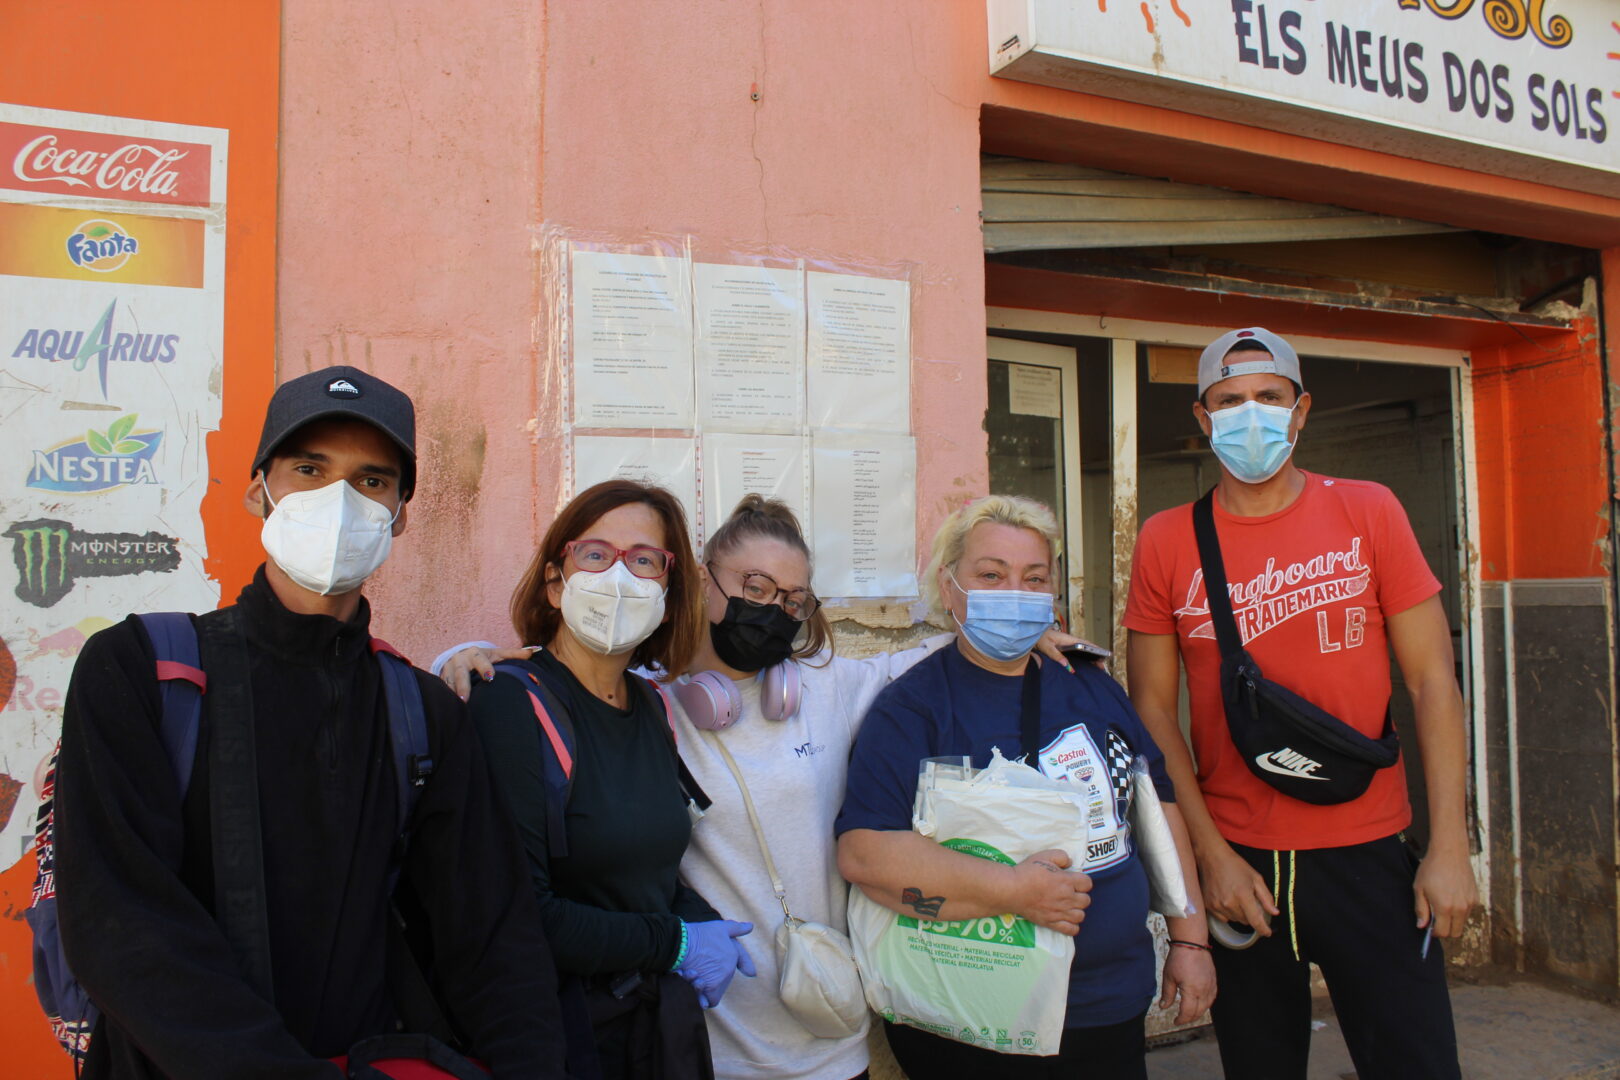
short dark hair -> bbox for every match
[1198,343,1302,409]
[267,418,414,500]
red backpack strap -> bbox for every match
[521,669,574,781]
[154,660,207,690]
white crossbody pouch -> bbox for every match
[705,733,867,1039]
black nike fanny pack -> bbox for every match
[1192,490,1401,805]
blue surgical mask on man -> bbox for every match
[949,571,1054,661]
[1207,399,1299,484]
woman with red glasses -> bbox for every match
[467,479,754,1080]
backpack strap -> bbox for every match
[136,612,206,800]
[371,639,433,847]
[491,659,576,857]
[195,607,275,1002]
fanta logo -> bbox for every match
[327,378,360,396]
[28,415,162,494]
[66,220,138,271]
[10,300,180,399]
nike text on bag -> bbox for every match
[1192,491,1400,805]
[27,611,434,1063]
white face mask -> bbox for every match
[560,561,667,655]
[260,478,400,596]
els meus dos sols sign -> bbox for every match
[988,0,1619,195]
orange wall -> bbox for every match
[0,2,279,1071]
[1472,319,1611,582]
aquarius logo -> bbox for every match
[29,414,162,494]
[10,299,180,399]
[66,219,138,271]
[5,517,181,608]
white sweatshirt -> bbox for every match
[671,641,946,1080]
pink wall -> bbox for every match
[279,0,548,657]
[278,0,992,659]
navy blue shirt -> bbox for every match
[835,644,1175,1028]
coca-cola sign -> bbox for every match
[0,122,210,206]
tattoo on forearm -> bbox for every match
[901,887,945,918]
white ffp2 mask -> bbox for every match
[560,561,667,655]
[260,478,400,596]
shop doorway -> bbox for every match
[988,316,1472,849]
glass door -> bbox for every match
[985,336,1082,633]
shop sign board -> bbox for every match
[0,102,225,866]
[988,0,1619,195]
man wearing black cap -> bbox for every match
[1123,330,1475,1079]
[52,367,568,1078]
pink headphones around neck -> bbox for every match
[674,662,803,731]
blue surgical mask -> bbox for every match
[949,572,1054,661]
[1207,399,1298,484]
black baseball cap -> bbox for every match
[251,366,417,497]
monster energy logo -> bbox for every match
[5,517,181,608]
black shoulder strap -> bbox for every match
[1192,489,1244,659]
[196,607,274,1002]
[629,673,712,813]
[373,648,433,840]
[1020,658,1042,760]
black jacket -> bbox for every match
[55,568,567,1079]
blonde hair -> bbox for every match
[922,495,1062,620]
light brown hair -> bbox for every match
[511,479,705,677]
[706,493,832,663]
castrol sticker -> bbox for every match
[1039,723,1130,872]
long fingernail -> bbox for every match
[482,671,493,681]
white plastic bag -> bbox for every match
[847,751,1083,1056]
[1128,756,1195,919]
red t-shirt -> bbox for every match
[1123,472,1439,850]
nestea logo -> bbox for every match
[29,414,162,494]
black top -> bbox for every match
[54,567,566,1079]
[470,648,717,977]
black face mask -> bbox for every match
[711,595,800,672]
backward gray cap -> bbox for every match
[1197,327,1303,397]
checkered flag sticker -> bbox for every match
[1106,731,1134,822]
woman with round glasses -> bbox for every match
[465,479,755,1080]
[437,494,1094,1080]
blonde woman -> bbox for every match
[836,495,1214,1079]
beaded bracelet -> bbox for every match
[670,920,690,971]
[1169,939,1211,951]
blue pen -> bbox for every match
[1420,923,1433,960]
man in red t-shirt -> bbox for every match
[1124,327,1476,1080]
